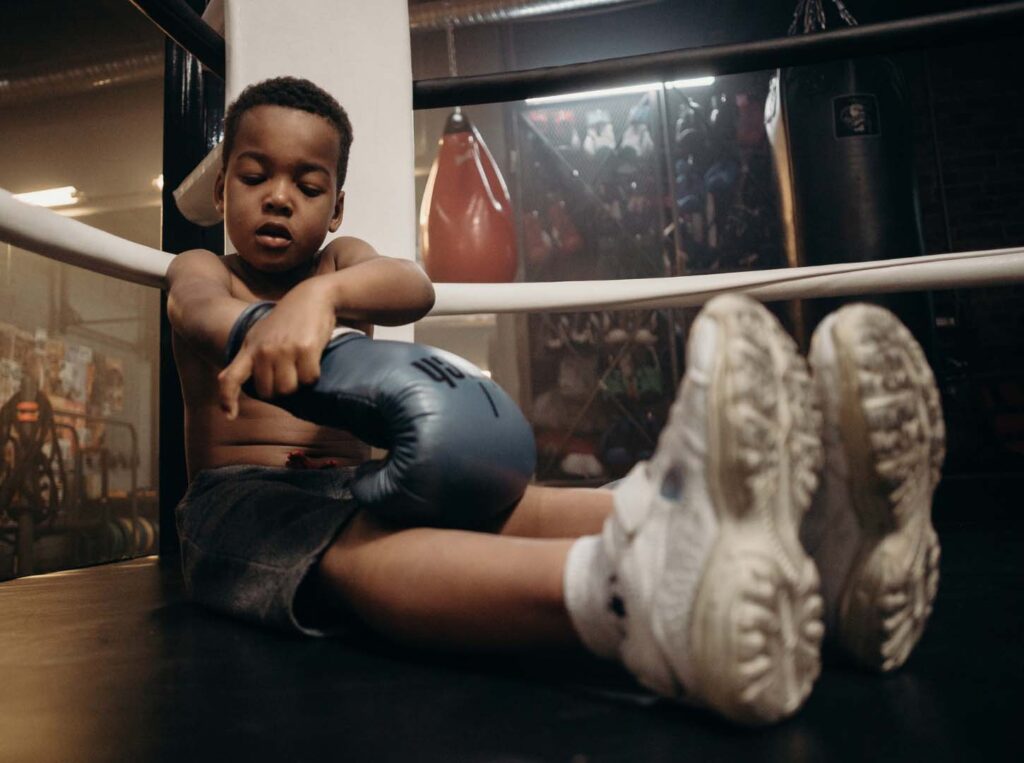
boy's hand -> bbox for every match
[218,283,336,420]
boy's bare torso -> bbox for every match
[175,251,368,480]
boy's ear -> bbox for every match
[213,169,226,215]
[328,190,345,232]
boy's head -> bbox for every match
[216,77,354,273]
[223,77,353,190]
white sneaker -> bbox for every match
[805,304,944,671]
[603,294,824,725]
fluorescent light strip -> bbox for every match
[13,186,79,208]
[527,82,661,105]
[526,76,714,105]
[665,76,716,90]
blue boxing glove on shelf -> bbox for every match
[225,301,536,530]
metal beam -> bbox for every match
[414,1,1024,107]
[128,0,225,80]
[129,1,1024,109]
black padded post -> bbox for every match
[158,0,224,561]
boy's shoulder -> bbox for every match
[167,247,227,271]
[321,236,381,269]
[166,248,233,290]
[166,248,289,297]
[166,238,381,299]
[166,248,257,302]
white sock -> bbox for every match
[563,534,622,659]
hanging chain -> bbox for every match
[788,0,858,35]
[446,22,458,77]
[444,1,458,78]
[832,0,858,27]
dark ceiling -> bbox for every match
[0,0,1015,77]
[0,0,163,73]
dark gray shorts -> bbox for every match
[175,464,362,636]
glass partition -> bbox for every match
[0,4,163,578]
[411,29,1024,483]
[0,244,162,578]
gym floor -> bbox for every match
[1,476,1020,762]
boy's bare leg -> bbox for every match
[500,485,614,539]
[312,484,614,650]
[317,513,581,650]
[314,294,826,726]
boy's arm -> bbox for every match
[217,238,435,419]
[312,236,436,329]
[166,249,250,367]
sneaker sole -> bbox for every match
[811,304,944,671]
[684,295,824,725]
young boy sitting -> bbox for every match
[166,76,944,726]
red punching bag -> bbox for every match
[420,110,517,282]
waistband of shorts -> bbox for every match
[186,463,359,496]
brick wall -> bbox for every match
[919,39,1024,251]
[910,35,1024,472]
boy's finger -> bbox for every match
[252,353,276,400]
[217,376,240,419]
[273,357,299,397]
[218,353,252,419]
[296,350,321,387]
[218,379,239,420]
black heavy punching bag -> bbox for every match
[766,57,929,345]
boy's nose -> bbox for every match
[263,198,292,215]
[263,185,293,215]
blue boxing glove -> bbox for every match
[225,301,536,530]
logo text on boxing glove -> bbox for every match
[412,356,501,418]
[411,356,467,388]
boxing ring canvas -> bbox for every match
[0,477,1021,761]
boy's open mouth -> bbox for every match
[255,222,293,249]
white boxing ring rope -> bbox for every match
[2,187,1024,314]
[0,188,173,290]
[429,247,1024,314]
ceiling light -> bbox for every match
[527,83,660,105]
[664,76,716,90]
[526,76,715,105]
[13,186,79,208]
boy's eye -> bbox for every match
[300,185,324,197]
[240,175,264,185]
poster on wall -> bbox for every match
[0,318,126,442]
[42,335,66,402]
[0,322,21,406]
[56,343,92,411]
[12,326,35,392]
[90,354,125,417]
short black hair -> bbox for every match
[222,76,353,189]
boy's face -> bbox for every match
[215,105,344,272]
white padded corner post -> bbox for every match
[223,0,417,341]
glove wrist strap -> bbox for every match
[224,300,276,365]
